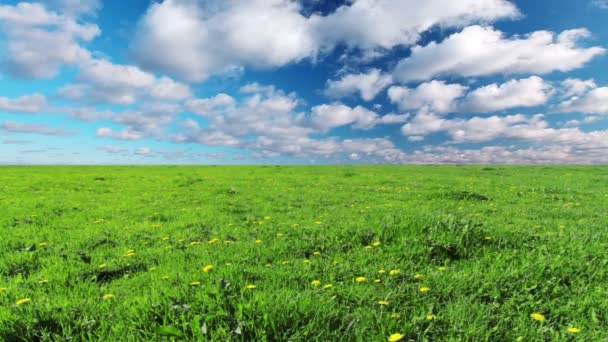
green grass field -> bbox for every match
[1,166,607,341]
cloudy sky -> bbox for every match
[1,0,607,164]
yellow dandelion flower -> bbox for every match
[0,287,7,291]
[264,216,271,220]
[530,313,546,321]
[99,263,107,269]
[16,298,30,305]
[124,252,135,257]
[246,284,257,289]
[356,276,367,282]
[438,266,447,271]
[378,300,389,305]
[314,221,322,225]
[388,333,404,342]
[282,261,290,265]
[208,238,220,244]
[162,275,169,280]
[190,281,201,286]
[311,280,321,286]
[255,239,263,244]
[303,259,311,263]
[276,233,284,237]
[484,236,492,240]
[162,236,169,241]
[190,241,202,245]
[427,314,437,320]
[374,279,382,283]
[126,249,135,253]
[364,245,373,249]
[102,294,114,300]
[419,286,431,292]
[265,263,272,267]
[391,313,401,319]
[149,267,157,271]
[567,327,581,333]
[378,269,387,274]
[313,251,321,255]
[323,284,333,289]
[389,269,400,276]
[39,242,47,247]
[38,279,48,284]
[414,274,424,279]
[372,241,381,247]
[202,265,214,272]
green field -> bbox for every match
[1,166,607,341]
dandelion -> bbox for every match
[282,261,290,265]
[38,279,48,284]
[311,280,321,286]
[264,216,271,220]
[484,236,492,240]
[567,327,581,333]
[149,267,157,271]
[208,238,220,244]
[388,333,404,341]
[378,269,387,274]
[323,284,333,289]
[314,221,322,225]
[356,276,367,282]
[313,251,321,255]
[427,314,437,320]
[378,300,389,305]
[202,265,214,272]
[303,259,311,263]
[389,269,400,276]
[39,242,47,247]
[374,279,381,283]
[16,298,30,305]
[255,239,263,244]
[414,274,424,280]
[190,241,202,246]
[162,236,169,241]
[530,313,546,321]
[372,241,381,247]
[246,284,257,289]
[391,313,401,319]
[419,286,431,292]
[364,245,373,249]
[124,252,135,257]
[0,287,7,291]
[102,294,114,300]
[162,275,169,280]
[190,281,201,286]
[438,266,447,271]
[99,263,107,269]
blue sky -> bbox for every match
[1,0,607,164]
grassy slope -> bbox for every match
[0,166,607,341]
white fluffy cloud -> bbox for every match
[325,69,392,101]
[394,25,605,82]
[59,59,192,104]
[388,81,468,114]
[96,127,144,141]
[311,104,379,130]
[0,2,99,78]
[131,0,519,82]
[558,87,608,114]
[0,94,48,113]
[460,76,552,112]
[1,121,74,136]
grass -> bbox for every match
[0,165,607,341]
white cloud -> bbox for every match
[134,147,152,155]
[460,76,552,112]
[388,81,468,114]
[0,2,99,78]
[324,69,392,101]
[0,94,47,113]
[96,127,144,141]
[131,0,519,82]
[311,104,379,130]
[59,59,192,104]
[394,25,605,82]
[560,78,597,98]
[558,87,608,114]
[1,121,74,136]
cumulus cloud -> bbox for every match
[311,104,379,130]
[460,76,553,112]
[58,59,192,105]
[388,81,468,114]
[1,121,75,136]
[559,78,597,98]
[131,0,519,82]
[0,2,99,78]
[394,25,605,82]
[324,69,392,101]
[558,87,608,114]
[0,94,48,113]
[96,127,144,141]
[134,147,152,155]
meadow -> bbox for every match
[0,166,607,341]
